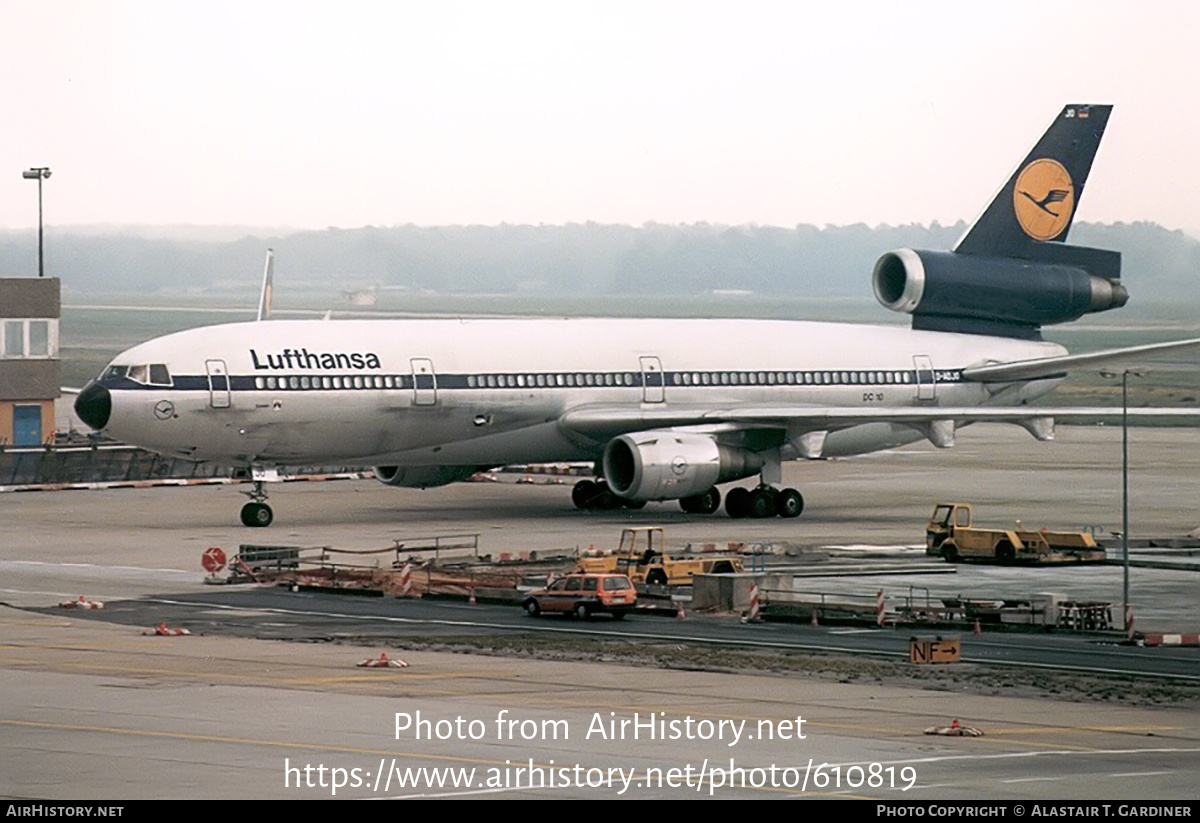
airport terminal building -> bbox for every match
[0,277,60,446]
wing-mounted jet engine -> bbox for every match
[570,431,804,519]
[373,465,478,488]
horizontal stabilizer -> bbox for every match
[961,338,1200,383]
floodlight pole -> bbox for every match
[1121,370,1129,627]
[22,167,51,278]
[1102,367,1143,633]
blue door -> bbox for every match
[13,405,42,446]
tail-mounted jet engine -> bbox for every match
[872,247,1127,339]
[602,432,763,501]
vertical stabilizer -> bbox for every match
[954,104,1111,258]
[256,248,275,322]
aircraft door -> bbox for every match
[205,359,232,408]
[913,355,936,402]
[411,358,437,406]
[639,356,665,403]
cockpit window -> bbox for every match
[122,364,172,386]
[103,365,129,380]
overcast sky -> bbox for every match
[3,1,1200,235]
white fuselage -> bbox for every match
[93,316,1065,469]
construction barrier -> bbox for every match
[924,719,983,737]
[357,653,410,668]
[1138,633,1200,647]
[59,596,104,610]
[145,623,191,636]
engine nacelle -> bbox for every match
[602,432,762,501]
[373,465,476,488]
[872,248,1127,337]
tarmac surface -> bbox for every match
[2,425,1199,800]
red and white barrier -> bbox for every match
[59,595,104,610]
[357,653,410,668]
[1139,633,1200,647]
[876,589,885,627]
[924,718,984,737]
[145,623,191,636]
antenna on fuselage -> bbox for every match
[256,248,275,322]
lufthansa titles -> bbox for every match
[250,348,382,371]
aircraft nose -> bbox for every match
[75,381,112,430]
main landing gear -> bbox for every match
[724,485,804,519]
[570,479,803,519]
[240,480,274,527]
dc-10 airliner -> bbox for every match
[74,104,1200,526]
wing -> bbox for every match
[561,336,1200,455]
[562,404,1198,440]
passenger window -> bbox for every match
[583,578,598,591]
[565,578,582,591]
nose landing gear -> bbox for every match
[240,480,274,527]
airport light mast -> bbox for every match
[1101,368,1144,634]
[21,167,51,278]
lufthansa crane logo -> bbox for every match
[1013,158,1074,241]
